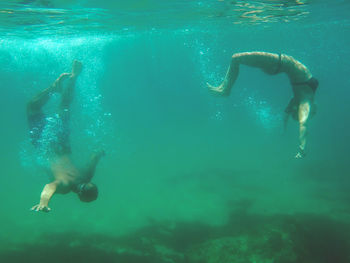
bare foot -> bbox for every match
[207,83,229,96]
[52,73,71,93]
[72,60,83,77]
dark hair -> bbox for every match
[78,183,98,202]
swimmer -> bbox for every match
[27,60,105,212]
[207,51,318,158]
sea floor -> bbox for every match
[1,211,349,263]
[1,162,350,263]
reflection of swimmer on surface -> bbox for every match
[207,51,318,159]
[28,60,105,212]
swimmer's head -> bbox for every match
[77,182,98,202]
[72,60,83,76]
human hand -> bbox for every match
[31,203,51,213]
[96,149,106,158]
[295,148,306,159]
[90,150,106,162]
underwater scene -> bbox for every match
[1,0,350,262]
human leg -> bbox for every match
[207,52,280,96]
[27,73,70,115]
[27,74,69,147]
[54,61,83,155]
[207,55,240,96]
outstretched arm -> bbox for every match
[83,150,105,182]
[295,101,311,159]
[31,181,58,212]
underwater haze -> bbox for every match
[1,0,350,262]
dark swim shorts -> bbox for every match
[27,111,71,155]
[292,77,319,93]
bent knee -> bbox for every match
[232,53,243,60]
[231,54,243,66]
[232,52,250,64]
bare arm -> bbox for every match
[83,150,105,182]
[31,181,58,212]
[295,101,311,158]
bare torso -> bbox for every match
[50,155,81,194]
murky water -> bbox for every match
[1,1,350,262]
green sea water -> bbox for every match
[1,1,350,262]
